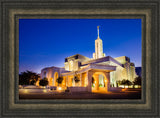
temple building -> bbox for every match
[41,26,137,92]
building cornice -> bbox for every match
[61,63,116,76]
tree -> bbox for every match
[120,79,132,88]
[30,80,36,85]
[19,70,40,85]
[92,77,95,84]
[39,78,48,86]
[116,80,121,87]
[74,76,80,83]
[125,80,132,86]
[133,76,141,88]
[120,79,126,87]
[56,77,63,86]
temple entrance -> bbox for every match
[91,72,109,93]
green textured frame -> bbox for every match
[0,0,159,117]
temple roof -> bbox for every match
[61,63,116,76]
[81,56,123,67]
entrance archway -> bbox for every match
[92,72,109,93]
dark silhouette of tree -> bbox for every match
[125,80,132,86]
[30,80,36,85]
[56,76,63,86]
[92,77,95,84]
[39,78,48,86]
[116,80,121,87]
[19,70,40,85]
[74,76,80,83]
[73,71,80,84]
[133,76,141,88]
[120,79,132,88]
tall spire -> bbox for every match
[93,25,105,59]
[97,26,100,38]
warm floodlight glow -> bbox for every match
[119,85,125,88]
[24,89,28,93]
[122,88,127,92]
[43,89,47,93]
[58,87,62,90]
[135,85,139,88]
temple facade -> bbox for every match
[41,26,137,92]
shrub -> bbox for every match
[92,77,95,84]
[39,77,48,86]
[74,76,80,83]
[56,77,63,85]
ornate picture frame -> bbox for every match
[0,0,159,117]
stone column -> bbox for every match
[67,76,70,87]
[71,75,74,87]
[73,76,75,87]
[94,74,99,91]
[66,76,68,87]
[81,73,84,87]
[87,71,92,92]
[63,77,66,87]
[80,73,82,86]
[104,72,110,91]
[54,77,56,86]
[69,76,72,87]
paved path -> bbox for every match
[19,89,141,99]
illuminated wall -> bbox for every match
[64,54,90,71]
[95,57,137,87]
[113,56,137,86]
[41,67,65,86]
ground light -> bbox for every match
[57,87,62,91]
[24,89,28,93]
[43,89,47,93]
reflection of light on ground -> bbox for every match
[92,89,111,94]
[19,88,50,94]
[122,88,127,92]
[57,87,62,91]
[24,89,28,93]
[134,85,139,88]
[43,89,47,93]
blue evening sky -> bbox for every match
[19,19,141,74]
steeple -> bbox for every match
[93,26,106,59]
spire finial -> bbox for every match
[97,26,100,38]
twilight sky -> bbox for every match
[19,19,141,74]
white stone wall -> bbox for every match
[41,67,63,86]
[96,60,137,87]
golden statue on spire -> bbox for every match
[97,26,100,38]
